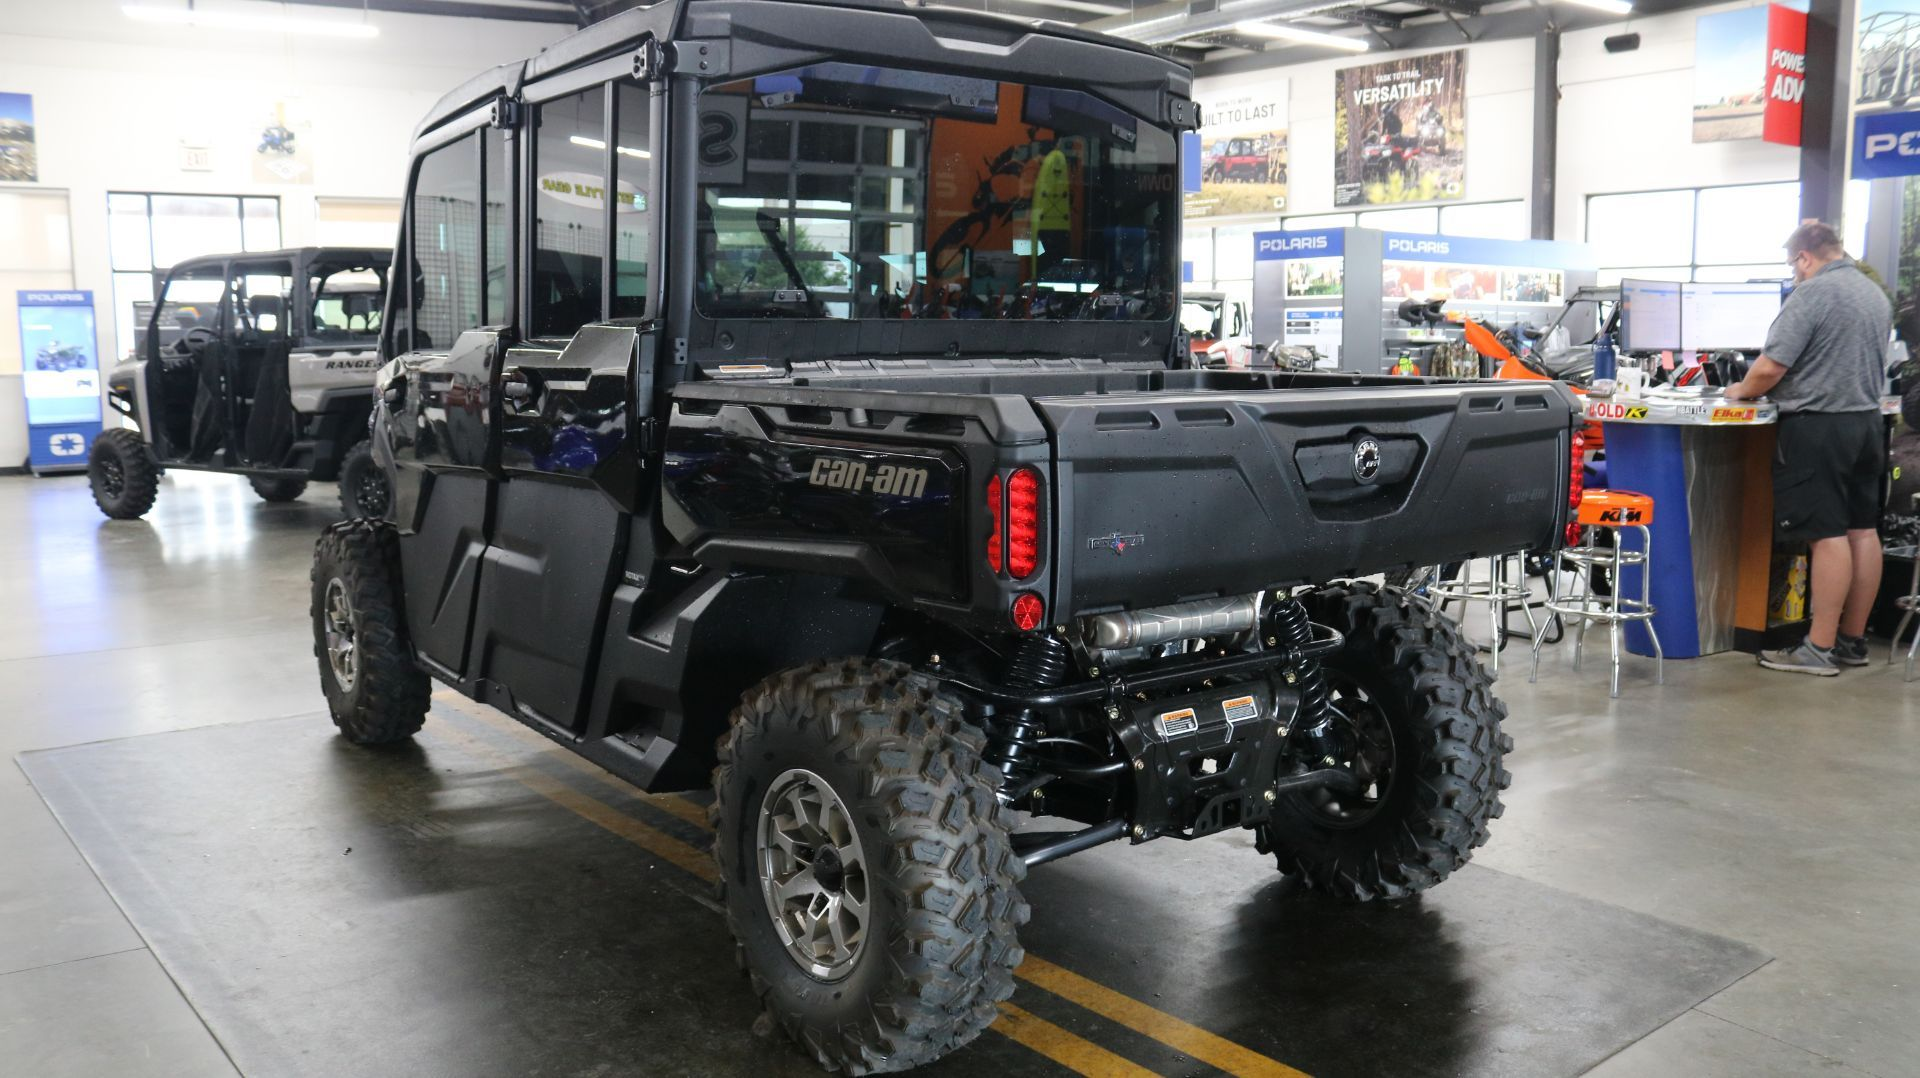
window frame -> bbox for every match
[520,58,660,343]
[396,103,496,355]
[106,191,282,360]
[1583,181,1838,285]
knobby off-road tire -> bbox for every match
[337,439,390,520]
[88,428,160,520]
[1261,581,1513,902]
[711,659,1028,1075]
[310,519,429,744]
[249,474,308,502]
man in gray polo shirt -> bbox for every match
[1727,221,1889,675]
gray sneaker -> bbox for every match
[1758,640,1840,676]
[1833,634,1870,667]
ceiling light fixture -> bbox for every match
[1559,0,1633,14]
[570,135,651,159]
[996,0,1130,16]
[123,3,379,37]
[1234,20,1370,51]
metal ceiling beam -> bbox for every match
[279,0,581,24]
[1417,0,1483,16]
[1331,7,1407,28]
[1195,0,1728,75]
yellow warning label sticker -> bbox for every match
[1155,708,1199,738]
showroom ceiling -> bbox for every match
[284,0,1715,72]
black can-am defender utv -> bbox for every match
[311,1,1579,1071]
[90,246,393,520]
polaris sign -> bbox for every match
[1385,237,1451,256]
[1852,109,1920,179]
[1252,229,1343,260]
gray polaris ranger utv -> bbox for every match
[90,246,393,520]
[309,1,1579,1071]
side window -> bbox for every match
[611,81,651,320]
[531,87,607,338]
[231,263,294,340]
[409,132,482,350]
[484,128,510,326]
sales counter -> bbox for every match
[1582,392,1784,658]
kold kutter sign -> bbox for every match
[1763,3,1807,146]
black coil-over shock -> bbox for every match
[985,632,1070,787]
[1270,598,1339,759]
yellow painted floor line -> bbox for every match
[992,1001,1162,1078]
[429,718,1160,1075]
[432,691,714,832]
[427,694,1303,1078]
[433,722,719,884]
[1015,956,1307,1078]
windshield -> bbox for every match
[695,64,1179,322]
[306,264,385,347]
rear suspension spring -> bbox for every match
[986,633,1070,785]
[1272,598,1332,738]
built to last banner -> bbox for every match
[1185,79,1289,220]
[16,290,102,474]
[1332,49,1465,207]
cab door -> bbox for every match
[464,73,658,735]
[387,110,514,680]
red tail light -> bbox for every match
[986,474,1003,573]
[1565,431,1586,547]
[1007,467,1041,579]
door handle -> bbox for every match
[501,374,534,412]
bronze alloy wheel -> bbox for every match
[755,768,871,981]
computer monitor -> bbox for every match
[1679,282,1782,352]
[1619,278,1682,352]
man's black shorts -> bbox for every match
[1773,410,1887,541]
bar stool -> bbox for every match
[1531,489,1663,698]
[1889,544,1919,682]
[1420,552,1540,676]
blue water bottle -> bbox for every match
[1592,331,1617,395]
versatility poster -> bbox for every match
[1332,49,1465,207]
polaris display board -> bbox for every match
[1250,229,1596,374]
[16,290,102,475]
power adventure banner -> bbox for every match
[1691,5,1805,145]
[1332,49,1465,208]
[1186,80,1289,220]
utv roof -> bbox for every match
[159,247,392,276]
[413,0,1192,142]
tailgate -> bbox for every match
[1038,381,1578,616]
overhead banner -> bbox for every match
[1185,79,1289,220]
[0,91,34,182]
[1692,8,1769,142]
[1332,49,1465,207]
[1763,5,1808,145]
[16,290,102,474]
[1692,5,1806,144]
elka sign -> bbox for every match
[1763,3,1807,147]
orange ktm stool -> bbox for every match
[1531,489,1663,699]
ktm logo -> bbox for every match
[1597,506,1644,523]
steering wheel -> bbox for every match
[168,326,216,358]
